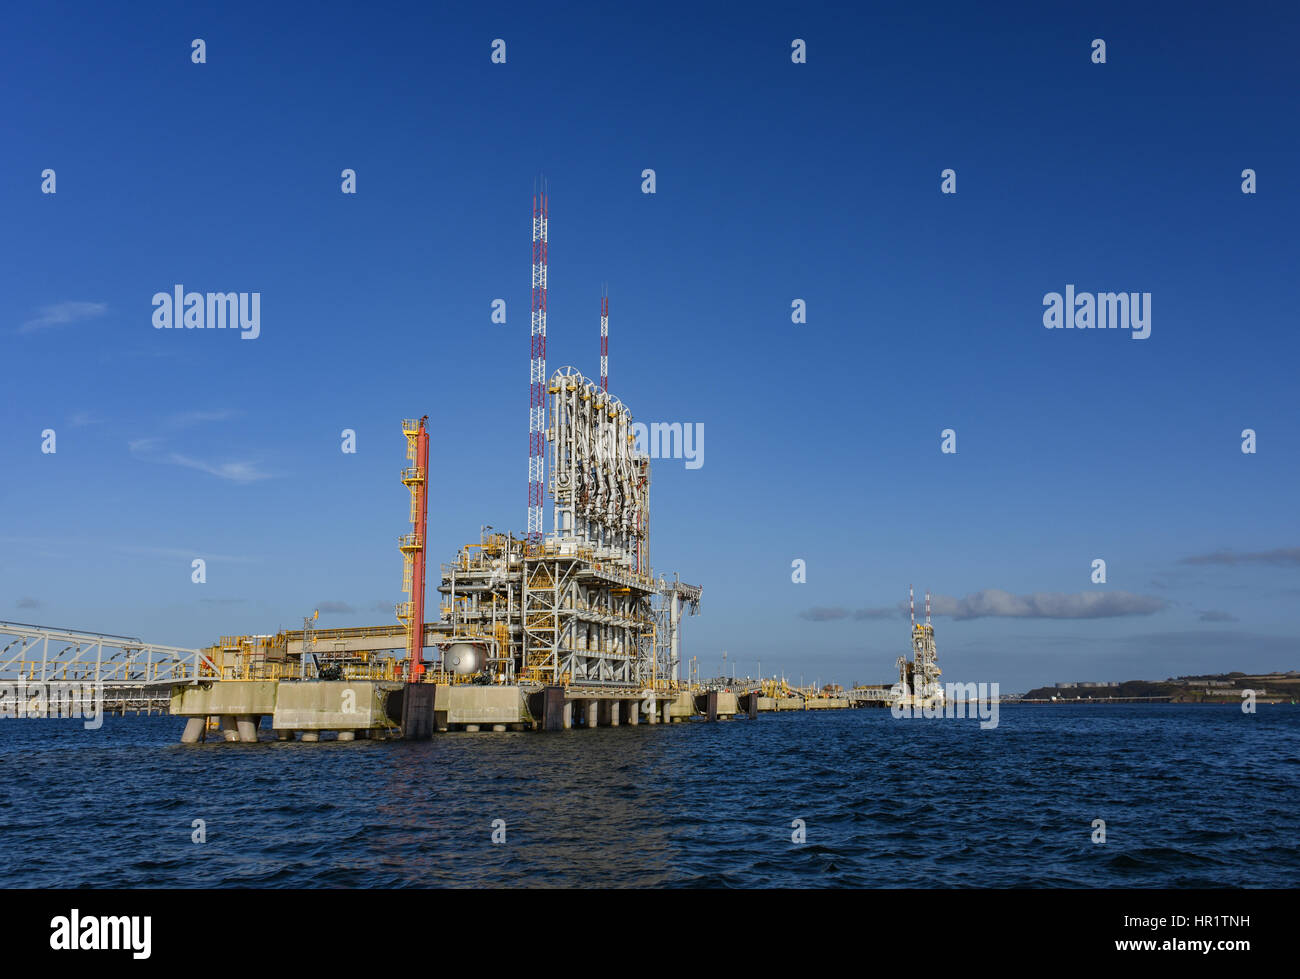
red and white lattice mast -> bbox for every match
[600,286,609,393]
[528,182,549,542]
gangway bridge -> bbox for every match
[0,621,217,713]
[844,685,896,706]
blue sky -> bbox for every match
[2,1,1297,691]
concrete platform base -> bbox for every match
[174,679,752,743]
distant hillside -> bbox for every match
[1023,672,1300,703]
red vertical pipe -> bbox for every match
[408,417,430,682]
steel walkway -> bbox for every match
[0,621,216,687]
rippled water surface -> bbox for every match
[2,705,1297,887]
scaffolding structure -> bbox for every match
[897,586,944,707]
[428,366,682,690]
[192,188,702,695]
[415,191,700,691]
[655,574,702,688]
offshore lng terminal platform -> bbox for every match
[0,189,931,739]
[163,188,727,742]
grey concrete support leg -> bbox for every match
[181,717,206,744]
[275,729,293,741]
[220,715,239,742]
[337,730,356,741]
[609,701,620,727]
[628,701,639,725]
[563,701,573,729]
[492,724,507,732]
[586,701,598,729]
[465,724,480,732]
[301,731,319,742]
[648,700,659,724]
[237,716,258,743]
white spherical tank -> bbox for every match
[444,642,487,675]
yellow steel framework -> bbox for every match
[395,419,425,674]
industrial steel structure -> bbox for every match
[398,189,699,693]
[7,188,713,742]
[422,359,694,691]
[897,586,944,708]
[396,416,430,681]
[192,188,702,698]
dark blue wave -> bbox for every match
[1,704,1296,887]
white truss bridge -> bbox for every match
[0,620,215,690]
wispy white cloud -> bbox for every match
[799,605,902,621]
[801,589,1169,623]
[168,409,240,429]
[167,454,269,483]
[799,606,850,621]
[128,439,270,483]
[116,545,260,564]
[854,606,902,620]
[18,301,108,334]
[69,411,104,427]
[929,589,1168,620]
[1181,547,1300,567]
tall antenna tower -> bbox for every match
[599,286,609,393]
[909,584,915,629]
[528,181,549,542]
[925,590,931,626]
